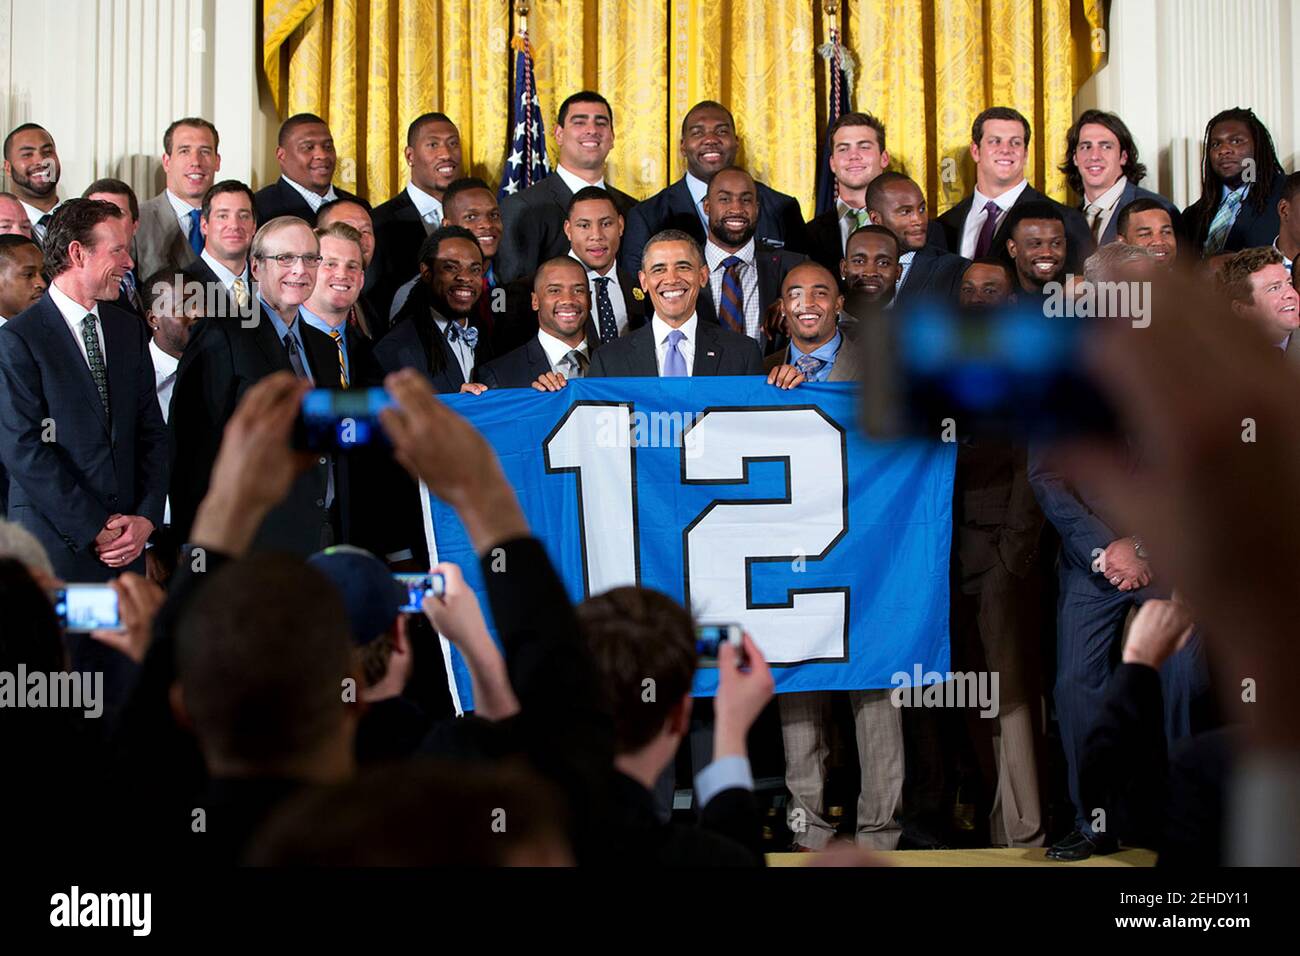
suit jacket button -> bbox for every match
[318,456,327,465]
[316,499,326,507]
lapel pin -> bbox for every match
[706,351,716,357]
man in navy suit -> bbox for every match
[253,114,362,227]
[180,180,256,321]
[938,107,1093,274]
[620,101,807,277]
[589,229,803,385]
[497,91,637,284]
[866,172,968,305]
[1183,108,1287,258]
[478,257,592,390]
[695,168,806,353]
[1060,110,1181,246]
[0,199,168,581]
[373,224,494,394]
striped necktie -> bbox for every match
[1204,186,1248,256]
[720,256,746,335]
[329,328,348,387]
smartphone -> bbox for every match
[394,572,447,613]
[54,584,123,633]
[858,297,1117,443]
[696,623,746,668]
[295,387,396,451]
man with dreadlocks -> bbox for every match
[1184,107,1286,257]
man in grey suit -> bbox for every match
[761,261,905,851]
[497,91,636,284]
[134,117,222,281]
[588,230,804,384]
[0,199,168,581]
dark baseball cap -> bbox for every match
[308,545,406,646]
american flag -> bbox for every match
[815,29,856,216]
[499,33,550,199]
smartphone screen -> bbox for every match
[696,623,745,667]
[296,387,396,451]
[394,572,446,613]
[55,584,122,633]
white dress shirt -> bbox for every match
[705,237,761,340]
[166,189,200,238]
[685,172,710,228]
[1082,177,1127,242]
[48,280,106,370]
[959,179,1030,259]
[651,313,698,376]
[434,316,476,381]
[537,328,589,373]
[199,250,250,293]
[1273,235,1294,274]
[148,339,179,422]
[556,164,605,196]
[406,182,444,233]
[569,249,628,335]
[282,175,337,214]
[21,199,59,241]
[896,250,917,292]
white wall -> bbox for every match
[1078,0,1299,207]
[0,0,271,203]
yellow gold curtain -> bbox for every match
[262,0,1103,217]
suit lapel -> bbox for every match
[696,283,719,325]
[253,304,294,374]
[101,311,135,438]
[617,267,646,327]
[628,323,660,376]
[39,298,111,432]
[692,321,723,376]
[828,333,862,382]
[526,336,552,378]
[756,248,781,314]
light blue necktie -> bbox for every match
[795,353,825,381]
[1203,186,1247,256]
[187,208,204,256]
[662,329,687,377]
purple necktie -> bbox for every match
[973,199,1002,259]
[662,329,687,377]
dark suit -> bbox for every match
[588,316,764,377]
[1091,181,1182,246]
[372,294,495,394]
[168,301,339,555]
[181,255,252,321]
[1183,172,1286,256]
[938,184,1094,274]
[252,177,362,227]
[1028,444,1155,835]
[807,208,946,280]
[498,172,636,284]
[370,188,430,321]
[620,176,809,277]
[696,243,807,354]
[0,294,169,580]
[894,246,970,307]
[476,335,554,389]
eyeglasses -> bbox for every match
[258,253,323,267]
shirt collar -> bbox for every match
[973,179,1030,213]
[537,328,588,367]
[791,329,842,366]
[299,304,345,338]
[836,197,866,218]
[652,313,697,345]
[705,236,756,271]
[405,182,444,222]
[165,188,199,222]
[1222,182,1249,201]
[1085,177,1128,213]
[48,278,99,322]
[20,199,57,226]
[899,250,917,265]
[555,164,605,196]
[281,175,336,213]
[200,250,249,288]
[148,337,179,376]
[262,296,304,345]
[685,173,709,206]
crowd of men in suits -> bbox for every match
[0,89,1295,866]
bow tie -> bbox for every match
[446,321,479,349]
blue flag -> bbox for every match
[423,378,953,712]
[499,35,551,201]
